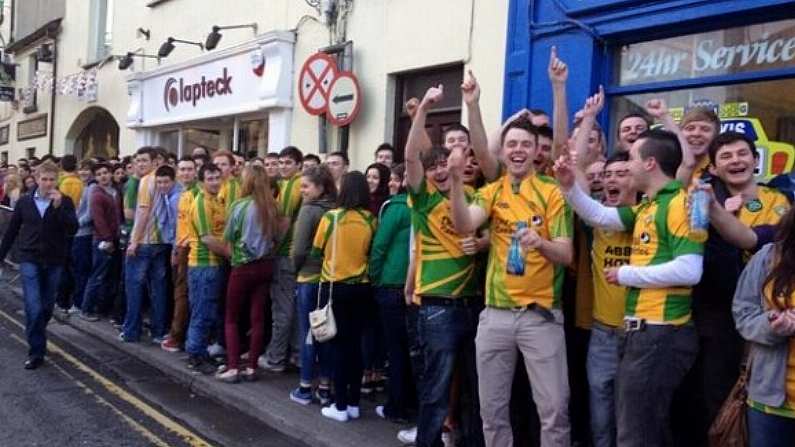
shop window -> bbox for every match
[88,0,114,63]
[237,118,269,157]
[609,18,795,180]
[394,65,464,161]
[1,152,8,165]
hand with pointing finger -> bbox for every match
[582,85,605,119]
[420,84,444,111]
[548,46,568,85]
[461,70,480,106]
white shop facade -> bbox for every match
[125,30,294,157]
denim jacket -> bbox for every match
[732,243,790,408]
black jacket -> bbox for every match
[0,189,78,265]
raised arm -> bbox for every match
[462,70,500,182]
[554,155,626,231]
[572,86,605,191]
[549,46,569,163]
[645,99,696,185]
[405,86,443,192]
[448,146,487,235]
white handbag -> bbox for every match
[309,211,339,343]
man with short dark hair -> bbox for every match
[556,129,704,447]
[80,163,122,321]
[122,146,171,343]
[68,159,97,315]
[375,143,395,167]
[616,113,651,153]
[325,151,349,190]
[0,161,78,369]
[261,145,304,372]
[302,153,321,173]
[185,163,227,374]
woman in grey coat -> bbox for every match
[733,206,795,447]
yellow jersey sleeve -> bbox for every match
[546,185,573,239]
[667,193,704,258]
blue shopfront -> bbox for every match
[504,0,795,178]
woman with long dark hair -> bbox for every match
[314,171,376,422]
[366,162,391,215]
[289,165,338,406]
[734,206,795,446]
[216,165,281,383]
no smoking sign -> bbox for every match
[298,53,362,126]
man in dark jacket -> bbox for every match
[0,161,78,369]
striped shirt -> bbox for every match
[275,174,303,256]
[188,190,226,267]
[224,196,273,267]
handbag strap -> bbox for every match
[316,210,340,309]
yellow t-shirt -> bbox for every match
[276,174,303,256]
[475,174,573,309]
[408,179,478,298]
[311,208,376,283]
[617,180,704,325]
[188,190,226,267]
[738,186,790,259]
[132,172,164,244]
[218,177,241,215]
[591,227,632,327]
[175,183,200,248]
[58,173,83,210]
[690,156,710,185]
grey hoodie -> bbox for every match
[733,242,790,408]
[290,198,336,281]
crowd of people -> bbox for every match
[0,47,794,447]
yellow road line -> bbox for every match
[0,308,214,447]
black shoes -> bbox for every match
[24,357,44,370]
[187,355,217,375]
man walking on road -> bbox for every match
[0,161,78,369]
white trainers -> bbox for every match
[375,405,385,419]
[442,430,455,447]
[397,426,417,444]
[321,404,349,422]
[346,405,360,419]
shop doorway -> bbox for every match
[158,115,269,158]
[65,107,120,160]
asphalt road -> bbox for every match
[0,291,308,447]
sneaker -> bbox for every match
[289,387,313,405]
[347,406,360,419]
[207,342,225,357]
[240,351,250,361]
[110,318,122,329]
[321,404,349,422]
[215,366,240,383]
[118,332,135,343]
[397,427,417,444]
[315,388,332,406]
[151,336,166,345]
[374,378,387,393]
[240,367,258,382]
[186,356,216,375]
[67,305,80,315]
[160,338,181,353]
[79,312,99,322]
[257,356,286,373]
[375,405,385,419]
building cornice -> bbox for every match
[5,18,62,54]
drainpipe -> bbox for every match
[47,35,57,155]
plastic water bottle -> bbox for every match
[689,183,710,240]
[506,221,527,276]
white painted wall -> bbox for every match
[3,0,508,171]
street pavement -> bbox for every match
[0,290,308,447]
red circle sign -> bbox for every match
[298,53,339,116]
[325,72,362,127]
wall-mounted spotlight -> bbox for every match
[158,37,204,58]
[205,23,258,51]
[116,52,160,70]
[136,28,151,40]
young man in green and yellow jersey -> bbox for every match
[262,145,304,372]
[555,129,704,447]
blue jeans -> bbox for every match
[416,302,482,447]
[587,323,621,447]
[748,407,795,447]
[296,282,331,385]
[616,323,698,447]
[376,287,412,419]
[122,244,170,341]
[81,241,115,314]
[70,235,93,309]
[186,266,223,357]
[19,262,63,359]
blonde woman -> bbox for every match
[2,173,22,208]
